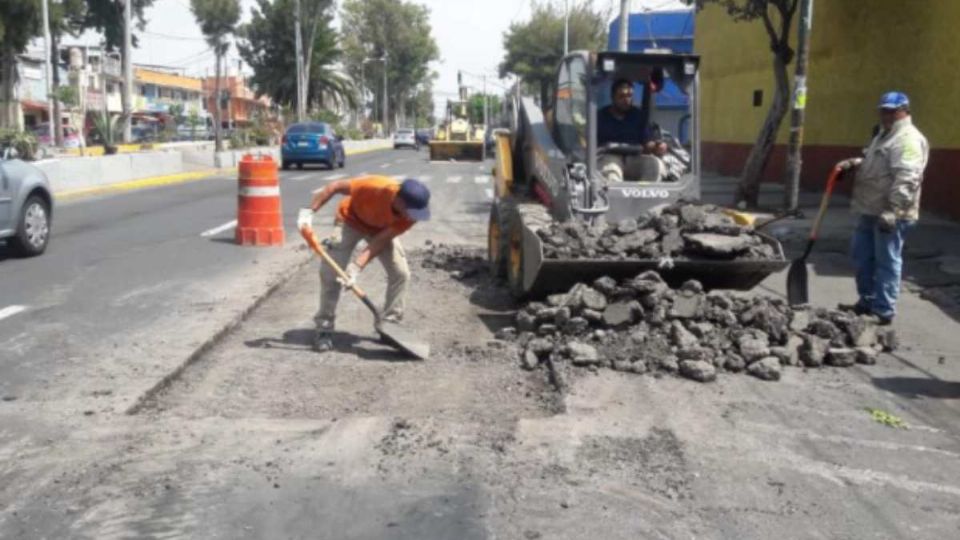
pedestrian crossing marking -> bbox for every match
[474,175,491,184]
[447,176,463,183]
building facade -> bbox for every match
[695,1,960,219]
[202,76,272,130]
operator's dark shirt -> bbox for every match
[597,105,647,146]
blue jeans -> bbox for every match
[851,215,914,318]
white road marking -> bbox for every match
[379,163,391,169]
[0,305,28,322]
[418,175,432,182]
[322,173,347,181]
[290,174,312,181]
[474,175,491,184]
[485,188,494,199]
[447,176,462,183]
[200,219,238,238]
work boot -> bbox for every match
[837,302,871,316]
[313,320,334,352]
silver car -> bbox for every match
[0,147,53,256]
[393,128,419,150]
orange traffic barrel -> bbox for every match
[236,153,284,246]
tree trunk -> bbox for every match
[539,81,549,111]
[120,47,131,144]
[214,51,223,152]
[735,52,790,208]
[0,50,23,130]
[51,32,63,147]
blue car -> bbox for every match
[281,122,346,170]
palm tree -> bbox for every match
[189,0,240,152]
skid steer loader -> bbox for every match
[488,50,787,298]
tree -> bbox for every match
[238,0,354,112]
[0,1,42,129]
[685,0,801,208]
[49,0,87,145]
[340,0,439,131]
[468,93,501,126]
[499,1,608,108]
[82,0,155,142]
[189,0,240,152]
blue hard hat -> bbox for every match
[878,91,910,110]
[398,178,431,221]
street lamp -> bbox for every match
[361,54,388,136]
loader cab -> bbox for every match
[551,50,701,219]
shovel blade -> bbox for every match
[378,321,430,360]
[786,258,809,306]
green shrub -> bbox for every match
[0,129,39,161]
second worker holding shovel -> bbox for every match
[305,175,431,352]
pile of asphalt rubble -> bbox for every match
[538,202,780,261]
[496,271,899,383]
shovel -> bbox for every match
[297,210,430,360]
[787,164,843,306]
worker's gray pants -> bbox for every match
[315,222,409,330]
[599,153,666,183]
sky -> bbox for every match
[36,0,690,117]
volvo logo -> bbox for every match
[620,188,671,198]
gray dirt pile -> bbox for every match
[497,270,898,383]
[419,242,487,281]
[537,202,780,261]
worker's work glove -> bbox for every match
[337,262,362,291]
[297,208,314,230]
[878,211,897,234]
[837,158,863,180]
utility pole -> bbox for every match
[618,0,630,52]
[382,52,389,136]
[482,74,488,160]
[784,0,814,211]
[293,0,305,122]
[564,0,570,55]
[123,0,133,142]
[41,0,55,145]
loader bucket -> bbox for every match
[510,219,790,299]
[429,140,484,161]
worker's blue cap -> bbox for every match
[398,178,431,221]
[879,91,910,110]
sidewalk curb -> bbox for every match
[124,251,313,415]
[54,168,234,202]
[52,146,390,203]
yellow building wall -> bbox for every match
[695,0,960,149]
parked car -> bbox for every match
[31,124,81,149]
[393,128,419,150]
[281,122,345,170]
[415,128,433,146]
[0,146,53,256]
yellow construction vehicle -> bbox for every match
[429,76,484,161]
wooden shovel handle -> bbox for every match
[299,225,370,299]
[809,165,842,242]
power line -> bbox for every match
[144,31,206,42]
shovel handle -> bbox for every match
[299,225,381,321]
[809,165,842,242]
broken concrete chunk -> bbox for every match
[580,286,608,311]
[495,327,518,341]
[658,355,679,373]
[680,279,704,294]
[844,316,879,348]
[789,308,811,333]
[582,309,603,324]
[593,276,618,295]
[661,230,685,255]
[554,307,572,327]
[723,354,746,372]
[670,320,699,350]
[684,233,754,257]
[669,293,703,320]
[616,218,639,235]
[855,346,878,365]
[563,317,589,335]
[521,349,540,370]
[565,341,601,366]
[826,348,856,367]
[737,335,770,362]
[602,302,635,328]
[537,324,558,336]
[799,335,828,367]
[876,327,899,352]
[806,319,843,341]
[516,312,537,333]
[547,293,570,307]
[679,204,708,228]
[527,338,554,356]
[679,360,717,383]
[747,357,782,381]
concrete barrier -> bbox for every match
[42,139,391,195]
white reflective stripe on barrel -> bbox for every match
[239,186,281,197]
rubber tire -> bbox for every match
[10,195,50,257]
[488,199,512,279]
[281,160,290,170]
[296,162,304,170]
[505,205,526,298]
[338,152,346,168]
